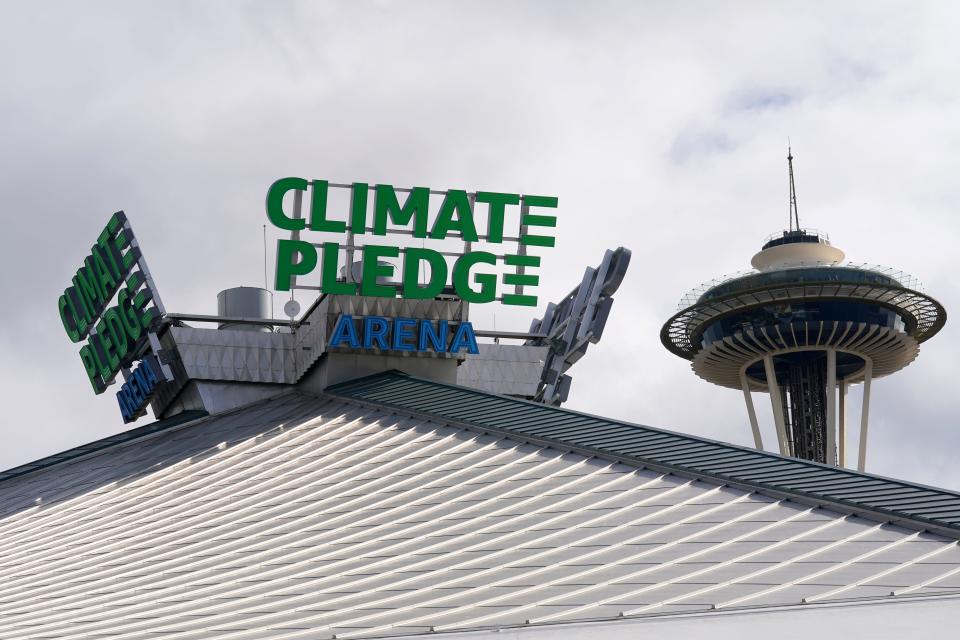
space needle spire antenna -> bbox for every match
[788,144,799,232]
[661,153,946,470]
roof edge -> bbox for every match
[372,590,960,640]
[0,410,209,485]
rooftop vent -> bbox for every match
[216,286,272,332]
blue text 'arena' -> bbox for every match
[328,315,480,355]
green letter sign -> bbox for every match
[59,212,166,395]
[267,178,557,306]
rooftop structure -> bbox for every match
[30,175,959,639]
[661,151,946,469]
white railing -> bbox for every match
[677,262,925,311]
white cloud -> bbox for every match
[1,1,959,488]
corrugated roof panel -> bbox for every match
[870,495,959,508]
[656,451,759,466]
[732,466,834,482]
[821,485,921,499]
[534,423,634,441]
[505,414,595,433]
[834,487,935,501]
[693,458,797,475]
[786,477,893,491]
[622,442,720,459]
[332,372,960,537]
[743,468,851,483]
[544,419,640,435]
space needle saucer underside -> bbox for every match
[661,280,946,360]
[690,321,919,390]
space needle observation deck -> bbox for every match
[661,151,946,470]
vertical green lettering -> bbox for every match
[59,294,81,342]
[476,191,519,243]
[88,331,110,385]
[402,248,448,299]
[321,242,357,295]
[103,308,129,363]
[114,230,139,271]
[95,228,123,281]
[308,180,347,233]
[430,190,479,241]
[79,345,106,394]
[95,318,121,379]
[520,195,559,247]
[65,287,91,336]
[91,246,118,299]
[360,244,400,297]
[350,182,369,234]
[117,288,143,344]
[265,177,308,231]
[73,265,101,317]
[131,286,159,330]
[274,239,318,291]
[452,252,497,303]
[373,184,429,237]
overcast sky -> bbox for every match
[2,1,959,490]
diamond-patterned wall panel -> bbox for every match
[169,298,470,387]
[293,297,330,380]
[171,327,297,384]
[458,344,548,397]
[326,296,467,322]
[292,296,471,379]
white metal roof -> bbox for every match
[1,391,959,639]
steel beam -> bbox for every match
[839,379,847,468]
[858,358,873,472]
[763,355,789,456]
[740,373,763,450]
[826,348,837,466]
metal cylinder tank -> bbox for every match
[216,287,273,332]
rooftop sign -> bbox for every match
[328,314,479,355]
[266,180,557,307]
[57,212,172,415]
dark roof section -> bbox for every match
[330,371,960,538]
[0,410,208,484]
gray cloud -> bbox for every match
[2,1,959,489]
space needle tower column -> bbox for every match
[661,151,946,469]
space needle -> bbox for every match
[661,150,946,470]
